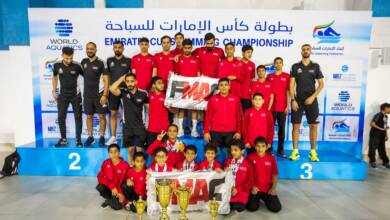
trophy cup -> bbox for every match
[208,197,219,220]
[174,185,192,220]
[133,196,146,220]
[156,179,173,220]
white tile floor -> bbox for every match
[1,146,390,220]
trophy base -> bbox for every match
[159,213,170,220]
[179,215,189,220]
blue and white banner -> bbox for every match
[28,9,371,159]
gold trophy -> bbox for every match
[174,185,192,220]
[156,179,173,220]
[208,197,219,220]
[133,196,146,220]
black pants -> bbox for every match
[121,183,141,213]
[246,192,281,213]
[210,131,235,149]
[369,133,389,164]
[96,184,123,210]
[146,131,159,147]
[230,202,246,212]
[272,112,287,152]
[57,94,82,140]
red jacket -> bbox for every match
[146,139,185,167]
[97,158,129,194]
[204,94,242,134]
[125,167,147,200]
[225,157,253,204]
[192,46,225,78]
[175,159,200,171]
[243,107,274,146]
[217,58,242,98]
[198,159,223,171]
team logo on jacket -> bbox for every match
[261,113,266,117]
[117,169,122,174]
[92,66,99,70]
[297,68,302,73]
[58,68,63,74]
[121,63,127,67]
[110,62,115,67]
[265,161,272,166]
[83,63,88,69]
[70,70,76,74]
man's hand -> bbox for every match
[232,187,238,196]
[112,188,119,197]
[284,107,288,115]
[251,186,259,194]
[304,96,315,105]
[156,131,166,141]
[100,95,108,106]
[268,189,277,196]
[204,133,211,142]
[52,90,58,100]
[245,143,251,149]
[227,76,236,81]
[233,133,241,140]
[127,179,134,187]
[118,194,125,203]
[291,100,299,112]
[174,55,180,63]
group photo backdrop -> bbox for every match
[28,8,371,160]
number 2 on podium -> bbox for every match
[69,152,81,170]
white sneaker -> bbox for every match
[191,129,199,138]
[178,128,185,137]
[105,136,117,146]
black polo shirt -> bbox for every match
[290,61,323,100]
[120,88,149,135]
[370,112,388,136]
[53,61,83,97]
[81,57,108,99]
[106,56,131,85]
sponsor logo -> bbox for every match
[313,20,341,44]
[332,119,350,132]
[338,91,350,102]
[55,19,73,37]
[47,19,83,51]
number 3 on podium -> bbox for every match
[69,152,81,170]
[300,163,313,179]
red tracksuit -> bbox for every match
[147,92,169,133]
[97,158,129,195]
[175,159,200,171]
[248,153,278,193]
[147,163,174,172]
[153,52,175,87]
[250,80,274,109]
[146,139,185,167]
[131,53,154,91]
[204,94,242,134]
[217,58,243,98]
[175,55,200,77]
[243,107,274,146]
[171,47,184,56]
[267,72,290,112]
[240,60,256,100]
[198,159,223,171]
[225,157,253,204]
[125,167,147,200]
[192,47,225,78]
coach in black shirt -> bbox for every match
[110,73,148,166]
[289,44,324,162]
[52,47,83,147]
[81,42,109,147]
[369,103,390,168]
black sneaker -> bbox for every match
[101,200,109,208]
[99,136,105,147]
[84,136,95,147]
[277,151,287,158]
[76,139,83,147]
[54,138,67,147]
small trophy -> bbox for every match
[208,197,219,220]
[156,179,173,220]
[133,196,146,220]
[174,185,192,220]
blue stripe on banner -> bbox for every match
[105,0,144,8]
[373,0,390,17]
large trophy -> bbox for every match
[156,179,173,220]
[133,196,146,220]
[208,197,219,220]
[174,185,192,220]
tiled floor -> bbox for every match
[0,168,390,220]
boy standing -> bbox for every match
[369,103,390,168]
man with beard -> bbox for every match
[81,42,109,147]
[289,44,324,162]
[106,41,131,146]
[52,47,83,147]
[110,73,149,166]
[192,32,225,78]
